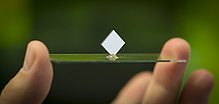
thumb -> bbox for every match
[0,41,53,104]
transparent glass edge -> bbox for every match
[49,53,186,63]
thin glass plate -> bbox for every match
[50,53,186,63]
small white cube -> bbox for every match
[101,30,125,55]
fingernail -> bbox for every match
[23,44,34,71]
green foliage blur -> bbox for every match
[0,0,218,103]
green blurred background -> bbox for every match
[0,0,218,103]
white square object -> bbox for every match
[101,30,125,54]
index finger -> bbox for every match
[143,38,190,104]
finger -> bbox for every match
[113,71,152,104]
[143,38,190,104]
[0,41,53,104]
[179,69,214,104]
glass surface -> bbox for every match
[50,53,186,63]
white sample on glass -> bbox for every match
[101,30,125,55]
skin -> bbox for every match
[0,38,214,104]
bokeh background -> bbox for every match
[0,0,218,103]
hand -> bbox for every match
[0,38,214,104]
[113,38,214,104]
[0,41,53,104]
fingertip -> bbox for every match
[188,69,215,93]
[179,69,214,104]
[161,38,191,60]
[28,40,48,51]
[113,71,152,104]
[27,40,52,69]
[28,40,50,59]
[133,71,152,80]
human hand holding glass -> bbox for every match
[0,38,214,104]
